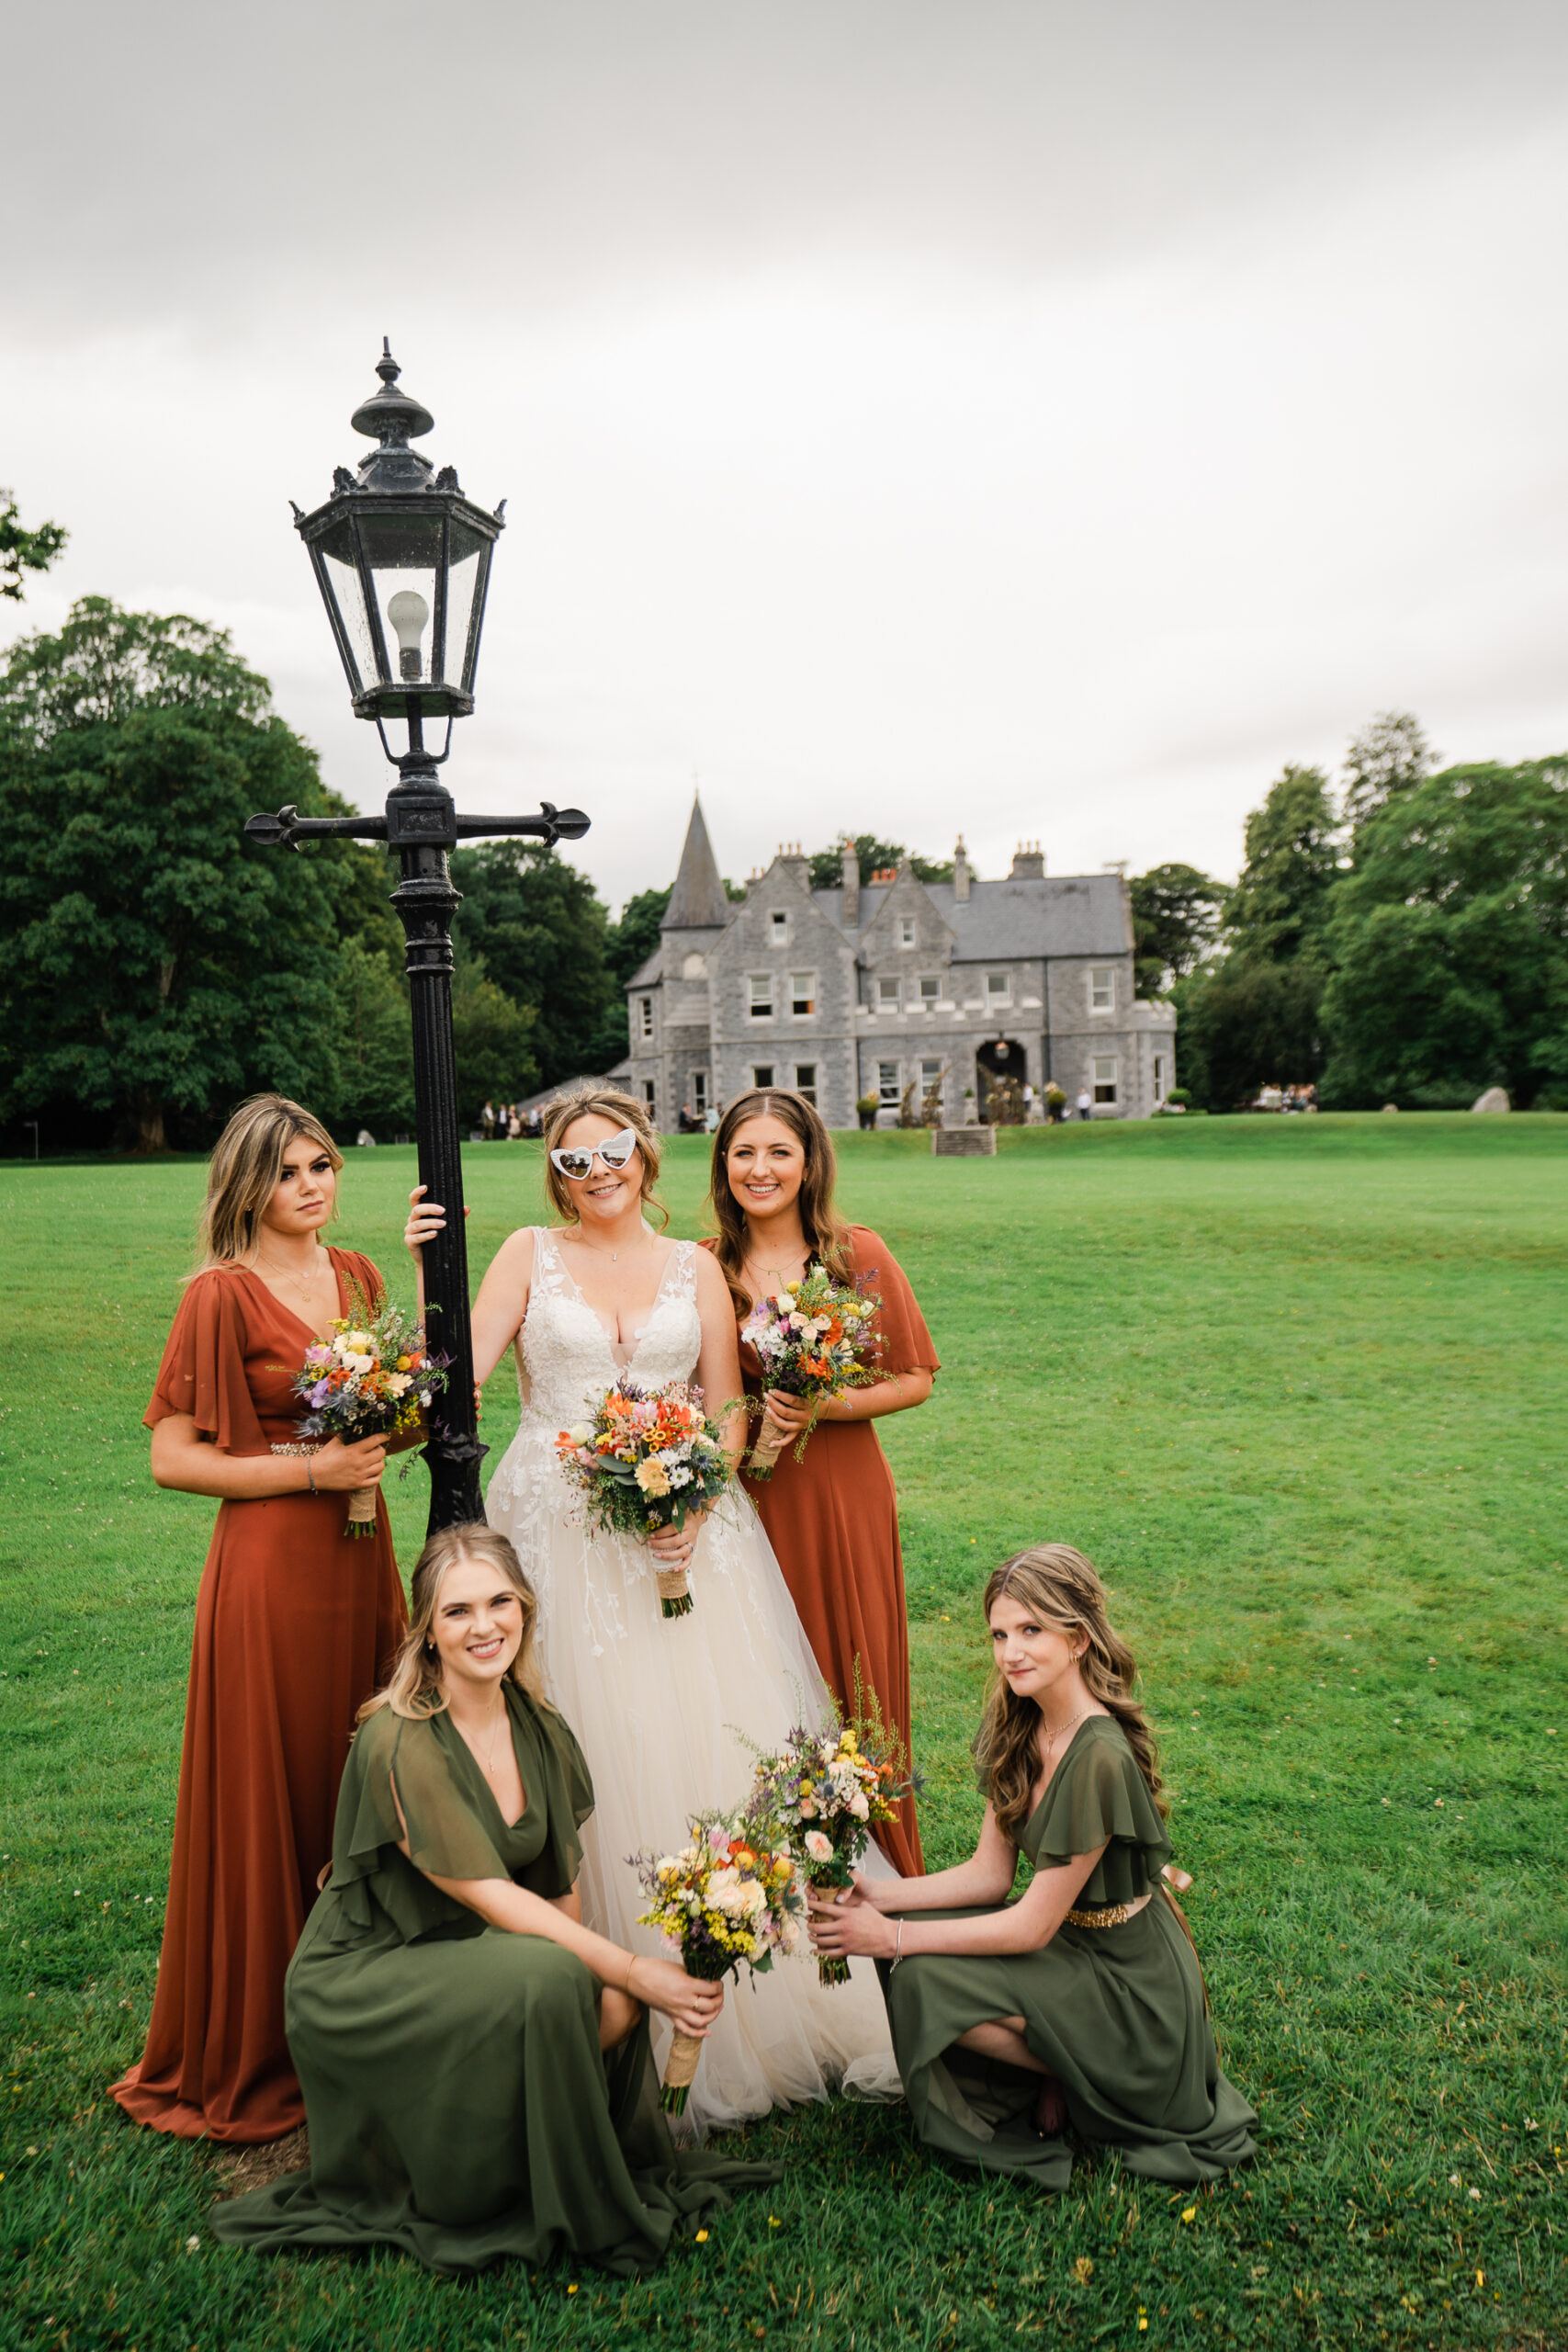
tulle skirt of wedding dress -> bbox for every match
[487,1416,902,2135]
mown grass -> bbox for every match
[3,1114,1565,2351]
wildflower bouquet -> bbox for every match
[288,1293,447,1536]
[633,1810,804,2112]
[555,1378,732,1617]
[741,1262,882,1476]
[750,1713,912,1984]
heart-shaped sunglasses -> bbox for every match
[548,1126,639,1181]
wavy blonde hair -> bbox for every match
[975,1544,1166,1843]
[358,1522,552,1722]
[541,1087,668,1228]
[194,1093,342,1272]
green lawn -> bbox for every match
[3,1114,1565,2351]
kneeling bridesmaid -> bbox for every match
[212,1525,781,2276]
[810,1544,1257,2189]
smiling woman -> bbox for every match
[109,1095,407,2145]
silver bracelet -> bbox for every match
[890,1917,904,1970]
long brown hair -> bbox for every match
[706,1090,854,1316]
[194,1093,342,1272]
[358,1522,552,1722]
[974,1544,1166,1843]
[540,1087,669,1230]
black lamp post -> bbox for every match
[246,340,589,1535]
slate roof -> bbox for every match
[807,874,1129,959]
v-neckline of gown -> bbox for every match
[235,1250,348,1347]
[545,1227,682,1375]
[1020,1712,1112,1839]
[447,1694,529,1831]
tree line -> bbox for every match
[3,597,1562,1153]
[1130,713,1568,1112]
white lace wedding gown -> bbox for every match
[485,1227,900,2132]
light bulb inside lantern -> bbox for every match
[387,589,430,682]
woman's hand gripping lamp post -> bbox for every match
[246,340,590,1535]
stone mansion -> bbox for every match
[614,799,1177,1133]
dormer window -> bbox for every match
[898,917,916,950]
[771,910,790,948]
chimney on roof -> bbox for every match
[840,837,860,928]
[953,835,971,901]
[1010,841,1045,880]
[777,841,810,893]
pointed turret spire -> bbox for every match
[662,795,730,930]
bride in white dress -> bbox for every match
[405,1087,897,2132]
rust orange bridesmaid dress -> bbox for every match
[110,1248,407,2143]
[736,1225,938,1877]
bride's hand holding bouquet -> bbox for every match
[554,1377,733,1618]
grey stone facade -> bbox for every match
[617,801,1177,1131]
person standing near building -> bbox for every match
[1076,1089,1092,1121]
[705,1090,937,1876]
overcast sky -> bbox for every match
[6,1,1567,910]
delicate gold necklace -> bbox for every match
[468,1698,508,1781]
[1042,1704,1097,1752]
[257,1249,327,1298]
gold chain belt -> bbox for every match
[1066,1900,1136,1929]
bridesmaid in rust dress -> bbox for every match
[705,1091,938,1876]
[111,1095,407,2144]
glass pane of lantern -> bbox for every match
[357,507,445,687]
[315,516,376,693]
[444,518,489,695]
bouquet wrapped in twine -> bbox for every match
[285,1288,447,1536]
[632,1811,804,2112]
[749,1692,914,1985]
[555,1377,733,1618]
[742,1263,882,1476]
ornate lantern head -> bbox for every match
[292,340,504,759]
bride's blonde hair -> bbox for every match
[358,1523,552,1722]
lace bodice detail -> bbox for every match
[514,1227,703,1427]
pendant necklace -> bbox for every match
[1042,1703,1096,1753]
[258,1249,325,1301]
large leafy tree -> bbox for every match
[1222,763,1341,962]
[1,490,68,603]
[0,599,400,1151]
[449,842,617,1089]
[1128,862,1224,999]
[1320,761,1568,1108]
[1342,709,1437,834]
[1172,766,1342,1107]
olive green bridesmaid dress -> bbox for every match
[879,1717,1257,2189]
[210,1684,780,2275]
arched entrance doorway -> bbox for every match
[976,1037,1026,1125]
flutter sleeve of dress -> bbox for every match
[851,1227,941,1379]
[325,1709,513,1946]
[1026,1724,1174,1911]
[143,1270,265,1453]
[512,1696,596,1901]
